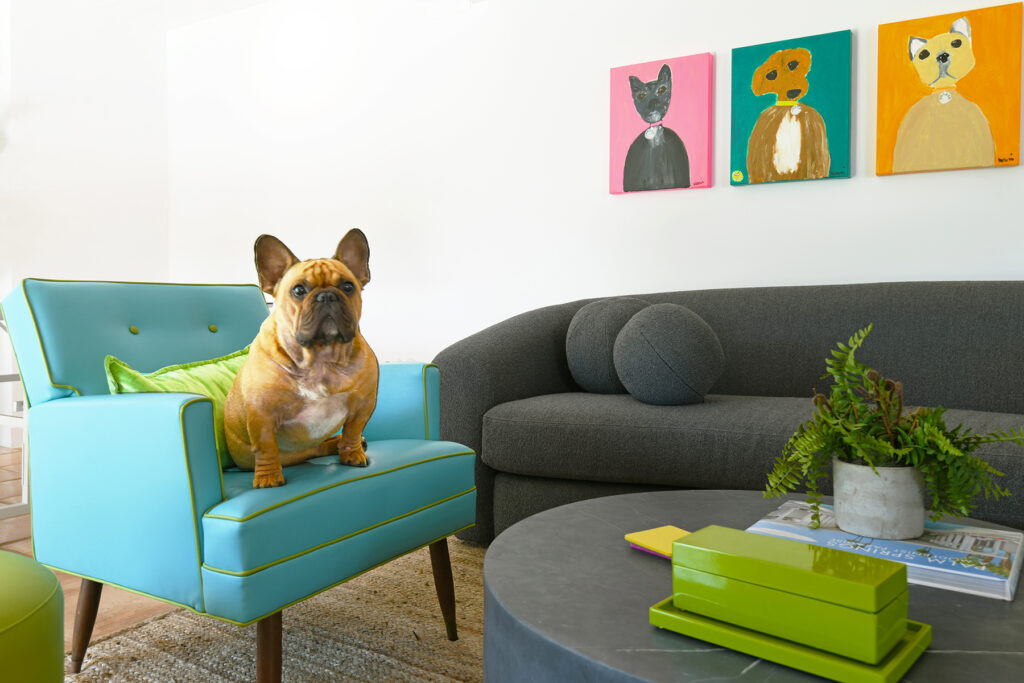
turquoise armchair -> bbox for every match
[1,279,476,681]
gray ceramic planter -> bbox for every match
[832,457,926,539]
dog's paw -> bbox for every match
[339,445,369,467]
[253,468,286,488]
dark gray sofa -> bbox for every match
[433,282,1024,544]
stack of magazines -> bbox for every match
[747,500,1023,601]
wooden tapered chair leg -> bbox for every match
[70,579,103,674]
[257,611,282,683]
[429,538,458,641]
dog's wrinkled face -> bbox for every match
[909,17,976,89]
[254,230,371,349]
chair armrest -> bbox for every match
[364,363,443,441]
[27,393,224,613]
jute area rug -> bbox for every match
[65,539,485,682]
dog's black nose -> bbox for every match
[786,88,802,99]
[937,52,950,63]
[316,291,338,304]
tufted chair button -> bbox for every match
[209,324,218,333]
[129,326,139,335]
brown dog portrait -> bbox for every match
[746,47,831,183]
[224,230,379,488]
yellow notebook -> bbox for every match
[625,525,690,559]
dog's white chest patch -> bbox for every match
[279,390,349,448]
[773,110,803,174]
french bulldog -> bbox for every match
[225,230,379,488]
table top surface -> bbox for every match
[483,489,1024,682]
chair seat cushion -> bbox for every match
[202,439,475,576]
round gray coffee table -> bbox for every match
[483,490,1024,682]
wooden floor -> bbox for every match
[0,446,178,651]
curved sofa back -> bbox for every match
[608,281,1024,414]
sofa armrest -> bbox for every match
[432,301,584,543]
[27,393,224,613]
[432,301,584,454]
[363,363,443,441]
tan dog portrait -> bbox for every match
[893,17,995,173]
[746,47,831,183]
[225,230,379,488]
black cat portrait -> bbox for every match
[623,64,691,192]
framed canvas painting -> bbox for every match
[610,53,713,193]
[877,2,1022,175]
[730,30,852,186]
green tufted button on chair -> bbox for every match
[1,279,476,681]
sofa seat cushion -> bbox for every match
[482,393,813,490]
[202,439,475,576]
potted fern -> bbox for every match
[765,324,1024,539]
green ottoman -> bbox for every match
[0,550,64,681]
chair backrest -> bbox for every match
[1,279,269,407]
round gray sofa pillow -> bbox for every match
[566,297,650,393]
[613,303,724,405]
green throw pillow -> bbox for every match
[104,347,250,468]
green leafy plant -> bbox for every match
[765,324,1024,527]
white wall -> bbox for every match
[1,0,1021,369]
[0,0,264,285]
[166,0,1024,363]
[0,0,259,444]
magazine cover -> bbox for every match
[747,500,1023,601]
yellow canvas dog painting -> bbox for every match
[893,17,995,172]
[878,3,1022,176]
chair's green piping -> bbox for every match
[38,564,199,614]
[206,450,474,522]
[42,523,477,628]
[17,282,83,403]
[422,364,437,439]
[204,523,476,627]
[21,277,262,288]
[180,396,220,614]
[203,487,476,577]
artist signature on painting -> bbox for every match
[997,154,1017,164]
[693,180,705,187]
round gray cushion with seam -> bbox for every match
[613,303,725,405]
[566,297,650,393]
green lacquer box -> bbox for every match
[650,598,932,683]
[672,526,910,665]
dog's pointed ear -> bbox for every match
[336,229,370,287]
[908,37,927,60]
[951,17,971,40]
[254,235,299,295]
